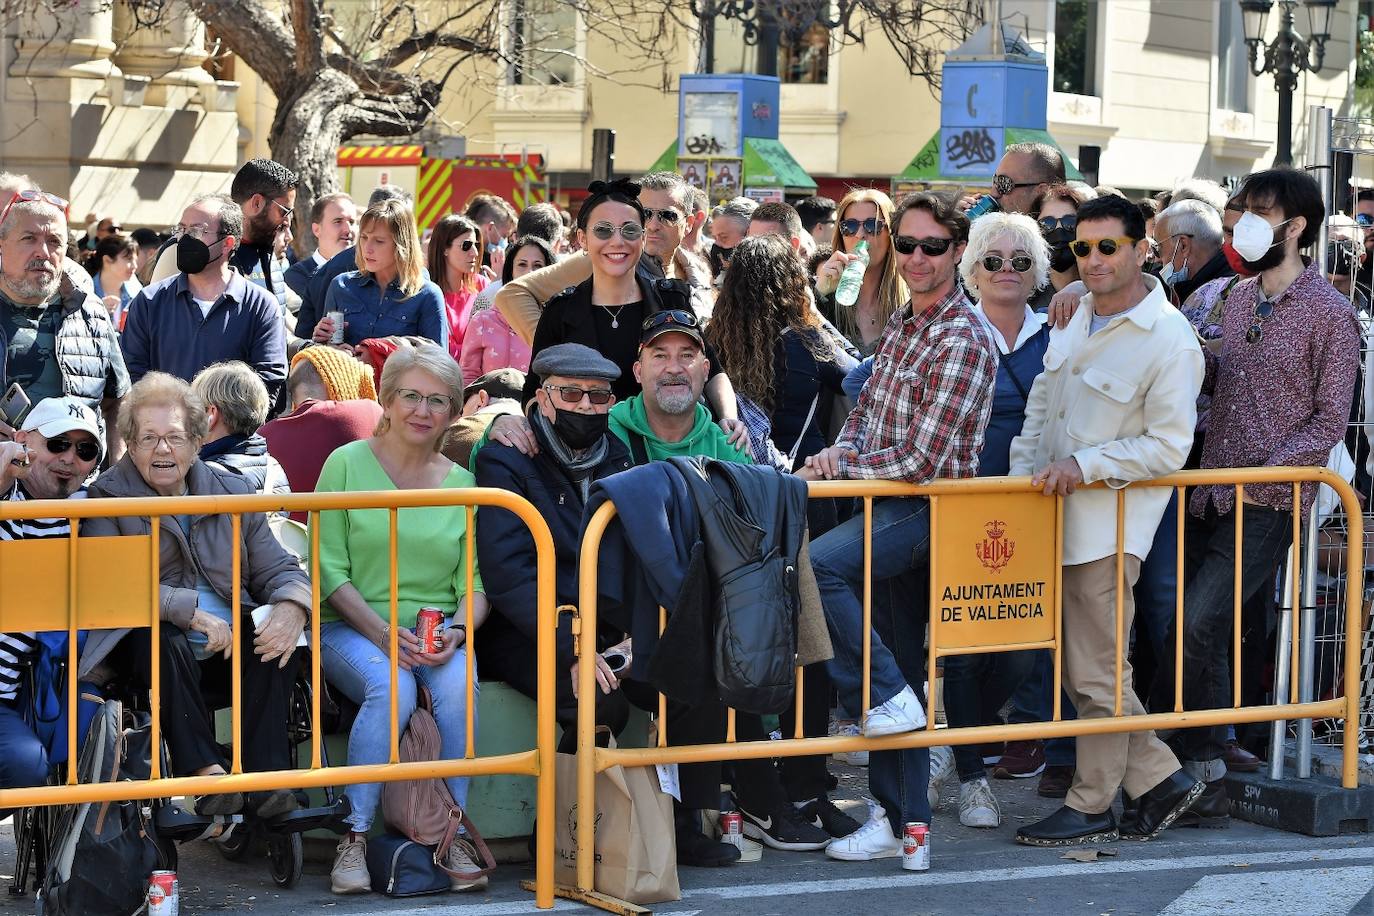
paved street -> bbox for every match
[3,764,1370,915]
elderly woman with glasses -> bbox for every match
[313,340,491,895]
[488,179,744,456]
[81,372,312,820]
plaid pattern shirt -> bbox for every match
[836,285,997,482]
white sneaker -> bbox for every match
[330,835,371,895]
[958,777,1002,828]
[445,837,489,892]
[928,745,956,810]
[863,686,926,737]
[830,720,869,767]
[824,814,902,861]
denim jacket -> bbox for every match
[322,270,448,352]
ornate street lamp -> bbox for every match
[1239,0,1336,165]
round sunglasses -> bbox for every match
[982,254,1033,273]
[892,235,954,256]
[839,217,886,237]
[1037,215,1077,233]
[589,221,644,241]
[1070,237,1136,258]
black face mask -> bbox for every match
[554,408,609,450]
[1241,225,1289,274]
[176,233,222,275]
[709,245,733,277]
[1048,245,1076,274]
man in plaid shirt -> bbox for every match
[798,192,997,862]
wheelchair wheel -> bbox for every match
[214,823,253,862]
[267,832,303,889]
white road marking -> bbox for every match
[1158,866,1374,915]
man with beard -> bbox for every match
[1157,167,1360,826]
[0,189,128,455]
[227,159,299,312]
[121,195,287,406]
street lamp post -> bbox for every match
[1238,0,1336,166]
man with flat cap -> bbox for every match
[473,343,633,746]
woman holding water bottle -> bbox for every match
[814,189,905,355]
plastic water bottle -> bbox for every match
[835,240,869,306]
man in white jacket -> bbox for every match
[1008,194,1205,847]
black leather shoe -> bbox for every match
[1015,805,1119,846]
[1121,770,1205,840]
[1171,779,1230,829]
[675,807,741,867]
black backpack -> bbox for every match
[36,698,170,916]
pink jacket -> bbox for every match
[460,306,532,386]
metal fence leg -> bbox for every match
[1296,502,1321,778]
[1269,557,1295,781]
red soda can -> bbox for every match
[719,811,743,850]
[147,870,179,915]
[416,607,445,653]
[902,822,930,871]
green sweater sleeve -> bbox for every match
[313,447,353,604]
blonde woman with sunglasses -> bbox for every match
[814,188,906,355]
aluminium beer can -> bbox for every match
[416,607,445,654]
[901,821,930,871]
[327,310,346,344]
[147,870,179,915]
[719,811,743,850]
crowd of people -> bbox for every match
[0,142,1366,894]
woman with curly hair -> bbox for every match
[704,234,851,470]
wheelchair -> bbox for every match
[7,642,349,895]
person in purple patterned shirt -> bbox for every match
[1158,167,1360,824]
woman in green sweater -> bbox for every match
[313,340,491,896]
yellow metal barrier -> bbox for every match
[569,467,1364,909]
[0,487,560,910]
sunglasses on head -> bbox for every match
[992,174,1040,195]
[839,217,886,237]
[982,254,1033,273]
[589,221,644,241]
[892,235,954,256]
[0,189,68,228]
[544,384,614,406]
[641,308,700,333]
[1038,215,1077,233]
[46,436,100,462]
[1070,237,1137,258]
[642,207,681,224]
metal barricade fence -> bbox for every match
[568,467,1364,910]
[0,487,560,910]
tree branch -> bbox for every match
[185,0,296,93]
[290,0,326,76]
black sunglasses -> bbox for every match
[544,384,614,406]
[643,208,681,224]
[840,217,886,237]
[1070,237,1136,258]
[892,235,954,256]
[1246,299,1274,344]
[457,238,476,251]
[46,436,100,462]
[982,254,1033,273]
[992,174,1041,195]
[1038,215,1077,233]
[641,309,700,333]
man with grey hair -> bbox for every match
[707,197,756,277]
[121,194,287,404]
[1168,178,1228,215]
[1154,198,1230,305]
[0,185,128,455]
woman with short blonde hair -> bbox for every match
[313,199,447,352]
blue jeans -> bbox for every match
[812,497,931,831]
[0,701,49,820]
[1133,491,1179,679]
[943,650,1036,781]
[321,619,477,832]
[1009,652,1077,767]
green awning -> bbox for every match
[648,137,816,191]
[897,127,1083,185]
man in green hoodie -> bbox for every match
[609,309,748,464]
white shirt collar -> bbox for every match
[310,249,328,268]
[973,303,1047,355]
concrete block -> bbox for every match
[1225,771,1374,837]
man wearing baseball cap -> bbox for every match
[0,397,104,805]
[607,309,746,463]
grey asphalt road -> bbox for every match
[3,765,1370,915]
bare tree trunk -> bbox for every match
[267,70,356,254]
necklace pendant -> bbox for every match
[611,318,618,328]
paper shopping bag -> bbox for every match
[554,750,680,904]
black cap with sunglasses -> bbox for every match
[639,309,704,348]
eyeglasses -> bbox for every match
[1246,299,1274,344]
[1070,237,1137,259]
[133,433,191,451]
[456,239,476,251]
[0,189,69,228]
[982,254,1033,273]
[892,235,954,256]
[173,224,229,242]
[992,174,1041,196]
[640,309,700,334]
[45,436,100,462]
[544,384,614,406]
[271,199,294,220]
[839,217,886,237]
[1037,215,1077,233]
[396,389,453,413]
[589,221,644,241]
[643,208,682,225]
[105,224,123,233]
